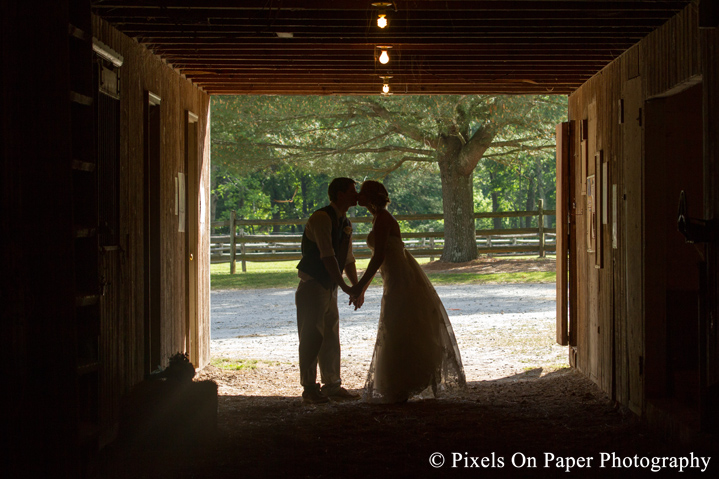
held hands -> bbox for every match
[348,291,365,310]
[347,283,365,310]
[347,283,363,298]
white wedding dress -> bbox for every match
[365,232,466,403]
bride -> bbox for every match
[349,180,466,403]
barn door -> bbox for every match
[97,60,122,445]
[185,111,200,365]
[556,122,570,346]
[144,91,162,374]
[622,76,644,415]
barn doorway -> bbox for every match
[643,80,704,416]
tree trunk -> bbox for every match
[525,173,536,228]
[267,181,282,234]
[210,165,218,223]
[300,175,309,218]
[489,168,502,230]
[535,158,547,227]
[438,138,478,263]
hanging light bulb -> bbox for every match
[376,45,392,66]
[380,76,393,96]
[372,2,393,28]
[377,12,388,28]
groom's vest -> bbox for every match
[297,205,351,290]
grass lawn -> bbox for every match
[211,257,556,290]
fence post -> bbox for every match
[538,199,545,258]
[429,228,435,262]
[487,235,492,258]
[240,228,247,272]
[230,210,237,274]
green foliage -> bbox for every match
[210,94,567,235]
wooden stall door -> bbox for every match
[622,76,644,415]
[556,122,570,345]
[144,91,162,374]
[185,111,200,365]
[97,70,122,446]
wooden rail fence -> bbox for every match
[212,201,556,273]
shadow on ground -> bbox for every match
[101,368,718,478]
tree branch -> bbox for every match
[257,142,433,156]
[354,100,440,149]
[272,187,299,203]
[366,156,435,177]
[490,137,546,148]
[483,144,555,159]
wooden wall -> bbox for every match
[701,15,719,430]
[2,2,80,476]
[92,16,211,436]
[567,3,702,416]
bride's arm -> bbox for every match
[349,211,391,296]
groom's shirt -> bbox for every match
[298,202,354,284]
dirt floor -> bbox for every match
[102,257,719,478]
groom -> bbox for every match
[295,177,364,404]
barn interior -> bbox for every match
[4,0,719,477]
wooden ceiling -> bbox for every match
[91,0,693,95]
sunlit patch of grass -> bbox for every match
[427,271,555,285]
[211,259,382,290]
[211,259,555,290]
[211,358,283,370]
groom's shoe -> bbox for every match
[321,385,361,400]
[302,384,330,404]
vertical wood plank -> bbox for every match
[622,76,644,415]
[556,122,570,346]
[587,101,599,383]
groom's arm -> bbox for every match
[321,256,350,293]
[344,261,364,309]
[312,211,350,292]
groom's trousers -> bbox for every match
[295,279,342,391]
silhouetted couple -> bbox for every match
[295,178,465,404]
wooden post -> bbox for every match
[538,199,545,258]
[487,235,492,258]
[239,228,246,273]
[230,210,237,274]
[429,228,435,262]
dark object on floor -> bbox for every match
[120,353,217,448]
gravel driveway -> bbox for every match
[211,283,567,381]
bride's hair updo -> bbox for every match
[361,180,390,210]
